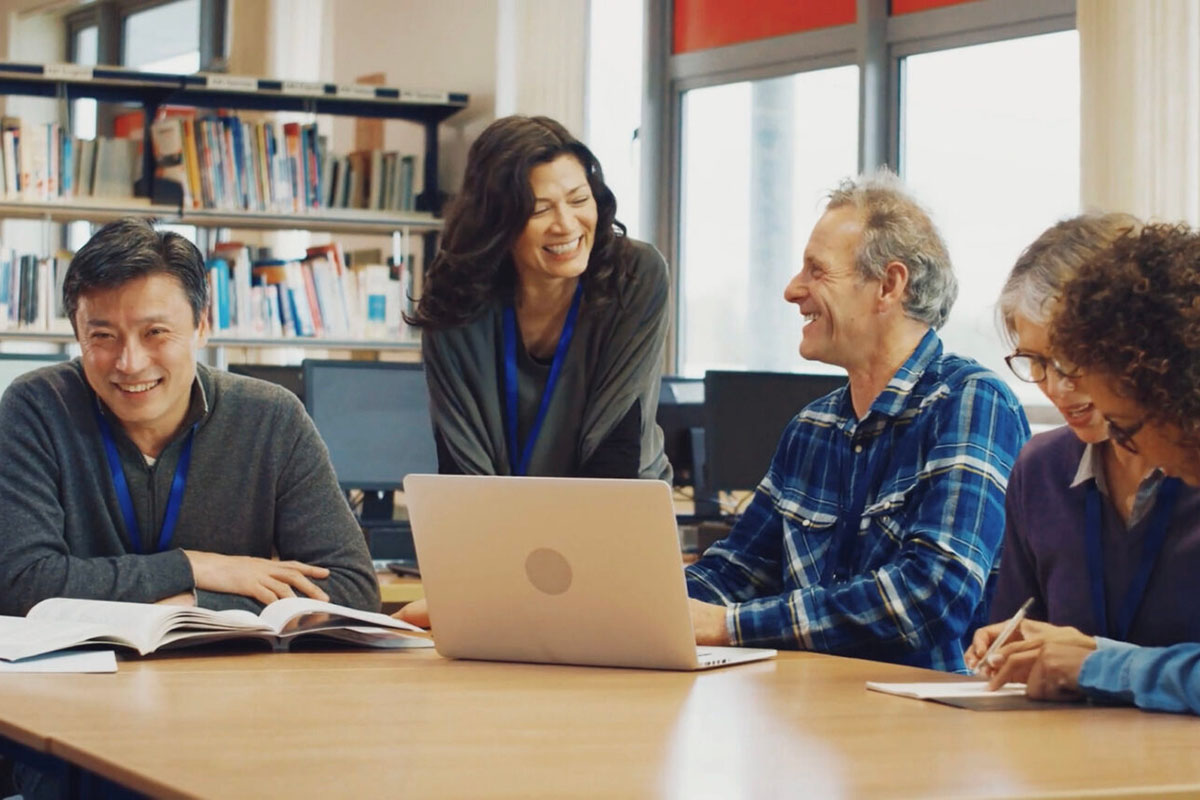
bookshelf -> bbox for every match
[0,62,469,360]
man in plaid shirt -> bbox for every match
[686,172,1029,672]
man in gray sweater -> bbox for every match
[0,217,379,615]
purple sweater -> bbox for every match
[992,427,1200,645]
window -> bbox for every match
[653,1,1078,382]
[585,0,644,240]
[123,0,202,73]
[71,25,99,140]
[901,30,1080,405]
[65,0,222,249]
[677,65,859,376]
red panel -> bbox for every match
[673,0,856,54]
[891,0,981,14]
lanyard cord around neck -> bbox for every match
[94,402,196,554]
[1084,476,1182,640]
[502,281,584,476]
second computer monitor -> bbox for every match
[302,360,438,493]
[227,363,305,401]
[703,370,846,495]
[656,376,704,487]
[0,352,69,398]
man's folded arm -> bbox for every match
[271,403,381,613]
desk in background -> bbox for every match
[1,650,1198,798]
[377,571,422,612]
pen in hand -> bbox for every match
[973,596,1035,677]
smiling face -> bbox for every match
[510,155,598,289]
[76,272,209,453]
[1076,372,1200,486]
[1012,313,1108,443]
[784,206,881,369]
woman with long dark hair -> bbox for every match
[409,115,670,480]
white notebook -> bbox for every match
[866,681,1026,699]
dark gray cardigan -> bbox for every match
[422,238,671,480]
[0,360,379,615]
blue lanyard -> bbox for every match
[94,403,196,555]
[1084,476,1181,641]
[502,282,583,476]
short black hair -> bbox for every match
[63,217,208,330]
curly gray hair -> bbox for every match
[826,170,957,329]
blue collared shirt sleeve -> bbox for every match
[687,375,1025,670]
[686,482,785,605]
[1079,638,1200,714]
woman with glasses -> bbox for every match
[976,222,1200,714]
[966,215,1200,685]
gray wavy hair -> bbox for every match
[826,170,957,329]
[997,212,1141,346]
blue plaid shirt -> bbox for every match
[686,330,1029,672]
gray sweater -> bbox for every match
[0,360,379,615]
[423,238,671,479]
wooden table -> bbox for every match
[2,649,1199,799]
[377,570,423,609]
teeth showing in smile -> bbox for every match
[1062,402,1092,422]
[802,312,820,323]
[545,237,580,255]
[118,380,159,393]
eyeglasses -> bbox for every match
[1105,415,1147,454]
[1004,352,1080,384]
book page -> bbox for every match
[256,597,426,634]
[0,616,117,661]
[0,648,118,673]
[290,626,434,649]
[27,598,185,654]
[26,598,269,653]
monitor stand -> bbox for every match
[688,426,722,520]
[356,489,417,562]
[360,489,395,524]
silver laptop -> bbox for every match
[404,474,776,671]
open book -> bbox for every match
[0,597,432,661]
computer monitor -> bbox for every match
[702,370,847,500]
[227,363,304,401]
[656,376,704,488]
[303,358,437,493]
[0,352,69,397]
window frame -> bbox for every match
[645,0,1076,373]
[64,0,227,71]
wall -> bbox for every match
[323,0,501,197]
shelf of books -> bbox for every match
[0,62,467,357]
[0,329,419,351]
[1,241,421,354]
[0,198,179,225]
[0,200,443,236]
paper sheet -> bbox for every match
[866,680,1026,699]
[0,649,118,673]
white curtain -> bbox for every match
[495,0,588,136]
[1078,0,1200,225]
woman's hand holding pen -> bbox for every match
[985,642,1095,700]
[965,618,1096,676]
